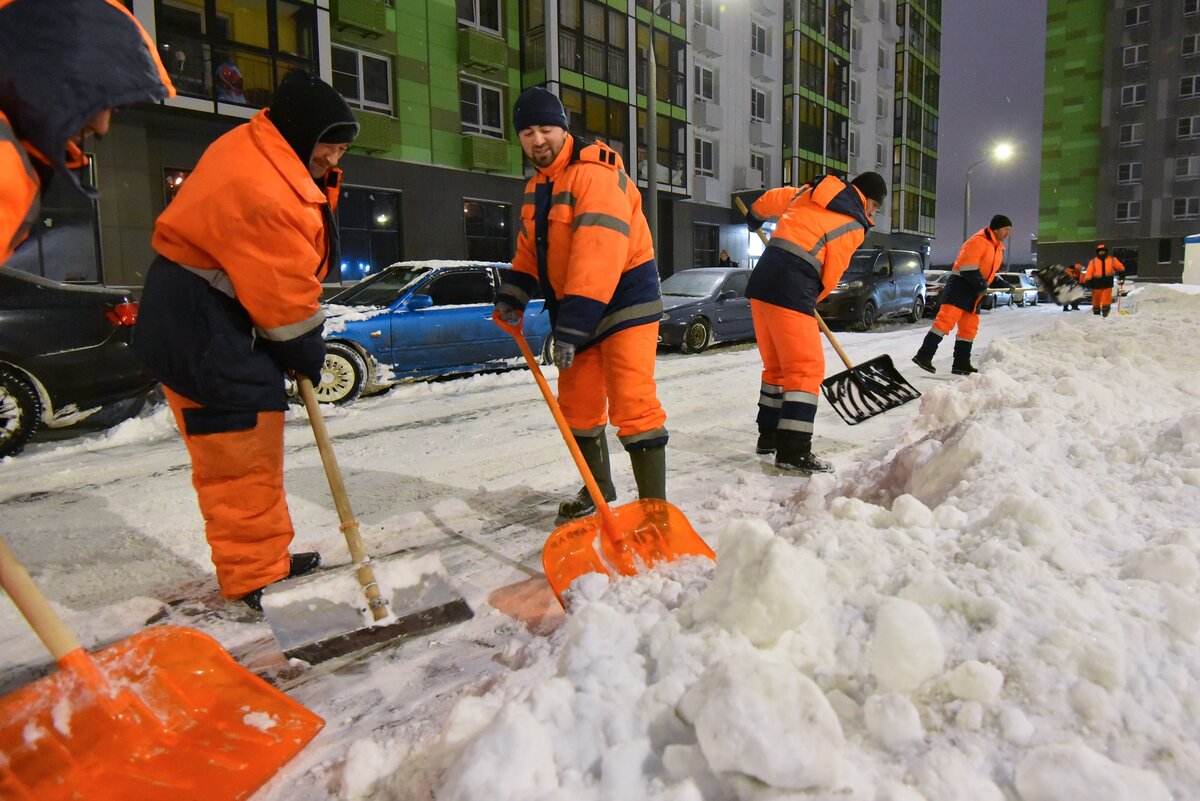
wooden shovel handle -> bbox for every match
[735,195,855,371]
[298,377,387,621]
[0,535,83,662]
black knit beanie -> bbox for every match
[268,69,359,166]
[513,86,569,132]
[850,171,888,204]
[989,214,1013,230]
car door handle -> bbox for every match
[370,330,382,338]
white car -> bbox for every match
[999,272,1040,306]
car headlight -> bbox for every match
[836,280,864,291]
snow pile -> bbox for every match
[366,286,1200,800]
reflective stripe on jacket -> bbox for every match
[499,134,662,350]
[0,111,39,263]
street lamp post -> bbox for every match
[644,0,675,252]
[963,142,1014,241]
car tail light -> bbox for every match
[106,301,139,327]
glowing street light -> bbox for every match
[963,142,1014,241]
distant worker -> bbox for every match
[0,0,174,265]
[1063,263,1083,311]
[1083,243,1125,318]
[913,214,1012,376]
[717,249,739,269]
[743,171,887,473]
[495,87,668,520]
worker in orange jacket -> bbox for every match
[132,70,359,611]
[1083,243,1125,317]
[744,172,887,473]
[913,214,1011,376]
[495,87,666,519]
[1063,263,1083,311]
[0,0,174,265]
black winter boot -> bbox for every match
[912,330,942,373]
[756,429,777,454]
[558,434,617,519]
[951,339,977,376]
[241,552,323,612]
[629,445,667,500]
[775,430,832,475]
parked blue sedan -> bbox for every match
[657,267,754,353]
[315,261,552,404]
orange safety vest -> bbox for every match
[1084,255,1125,286]
[953,227,1006,284]
[0,111,40,263]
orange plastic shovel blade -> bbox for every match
[0,626,323,801]
[542,498,715,605]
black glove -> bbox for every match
[553,341,576,369]
[264,330,326,385]
[746,211,764,232]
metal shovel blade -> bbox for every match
[260,550,472,665]
[543,498,715,604]
[0,626,323,801]
[820,354,922,425]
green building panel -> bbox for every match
[1040,0,1104,242]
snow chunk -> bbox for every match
[1121,544,1199,586]
[437,704,559,801]
[944,660,1004,703]
[1014,741,1170,801]
[679,653,844,790]
[863,692,924,751]
[869,597,945,693]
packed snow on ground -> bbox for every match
[1,286,1199,801]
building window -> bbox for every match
[695,65,715,100]
[1180,116,1200,139]
[876,92,888,119]
[463,199,511,261]
[457,0,501,33]
[1123,44,1148,66]
[1173,197,1200,219]
[849,78,859,106]
[1119,123,1144,145]
[1176,156,1200,178]
[751,88,767,121]
[332,46,393,115]
[694,137,716,177]
[694,0,719,28]
[878,44,887,70]
[460,79,504,138]
[1116,200,1141,222]
[851,25,861,52]
[1117,162,1142,184]
[878,0,887,21]
[335,186,403,283]
[1124,4,1148,27]
[876,141,885,167]
[751,22,768,55]
[1185,35,1200,58]
[1121,84,1147,107]
[1159,238,1173,263]
[1181,75,1200,98]
[155,0,317,107]
[562,1,629,87]
[565,87,631,163]
[750,152,766,186]
[849,129,858,157]
[693,222,718,267]
[1188,0,1200,16]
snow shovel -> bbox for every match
[494,313,715,605]
[0,536,322,801]
[257,377,472,664]
[737,196,920,426]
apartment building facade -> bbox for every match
[1039,0,1200,280]
[9,0,941,288]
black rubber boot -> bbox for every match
[775,430,832,475]
[756,429,777,454]
[558,434,617,519]
[629,445,667,500]
[912,330,941,373]
[951,340,977,376]
[241,551,323,612]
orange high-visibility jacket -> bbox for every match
[953,227,1006,284]
[0,0,173,263]
[1084,255,1125,288]
[500,134,662,348]
[749,176,872,301]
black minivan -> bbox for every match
[816,248,926,330]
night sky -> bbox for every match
[931,0,1048,265]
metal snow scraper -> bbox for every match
[259,378,472,664]
[736,196,921,426]
[495,313,715,606]
[0,536,323,801]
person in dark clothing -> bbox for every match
[717,249,739,269]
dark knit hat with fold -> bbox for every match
[850,171,888,204]
[268,69,359,167]
[989,214,1013,230]
[513,86,569,132]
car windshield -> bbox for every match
[843,252,876,277]
[660,271,724,297]
[327,265,432,307]
[1001,273,1024,286]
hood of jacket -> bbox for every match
[0,0,174,195]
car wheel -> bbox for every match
[315,342,367,406]
[907,296,924,323]
[76,391,150,431]
[680,318,711,354]
[0,367,42,457]
[1030,293,1038,306]
[540,332,555,365]
[856,301,877,331]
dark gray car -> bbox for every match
[657,267,754,353]
[817,248,927,330]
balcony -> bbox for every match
[693,174,724,204]
[734,167,763,190]
[692,24,721,57]
[750,52,771,81]
[351,109,398,153]
[332,0,390,36]
[458,27,507,75]
[462,134,509,171]
[692,99,721,130]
